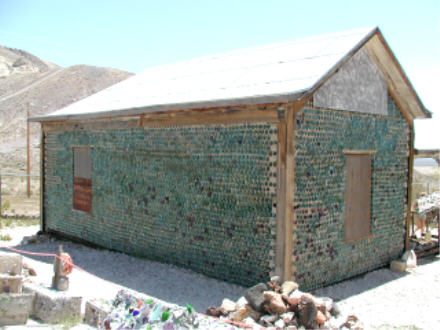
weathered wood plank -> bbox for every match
[73,177,92,213]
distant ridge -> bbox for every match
[0,45,133,172]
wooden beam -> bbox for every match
[275,110,287,278]
[44,107,279,133]
[342,150,377,155]
[283,103,295,281]
[40,126,46,232]
[406,123,415,250]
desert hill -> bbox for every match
[0,45,133,173]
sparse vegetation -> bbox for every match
[0,217,39,228]
[0,233,12,241]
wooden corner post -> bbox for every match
[405,123,415,250]
[275,103,296,282]
[40,125,46,232]
[283,104,295,281]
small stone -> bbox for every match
[401,250,417,268]
[23,263,37,276]
[298,295,318,329]
[230,307,248,322]
[205,306,227,317]
[221,298,237,313]
[269,293,287,314]
[243,316,259,327]
[260,314,278,326]
[390,260,407,272]
[286,326,298,330]
[274,318,285,328]
[287,296,299,308]
[245,304,262,321]
[320,297,334,313]
[330,302,341,317]
[270,275,282,286]
[244,283,268,313]
[236,296,248,309]
[280,311,295,324]
[281,281,299,296]
[325,310,332,321]
[317,310,327,325]
[263,290,277,302]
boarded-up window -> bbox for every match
[73,147,92,213]
[344,153,372,242]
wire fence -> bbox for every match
[0,172,40,218]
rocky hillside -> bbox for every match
[0,45,133,173]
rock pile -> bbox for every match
[206,276,362,329]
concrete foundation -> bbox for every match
[0,293,35,326]
[0,253,22,275]
[23,282,82,324]
[84,300,111,328]
[0,275,24,293]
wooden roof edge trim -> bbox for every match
[298,26,380,102]
[415,149,440,155]
[375,29,431,119]
[28,92,305,123]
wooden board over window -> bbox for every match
[73,147,92,213]
[344,153,371,242]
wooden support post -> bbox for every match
[52,245,63,289]
[275,110,287,278]
[406,124,415,250]
[40,127,46,231]
[283,104,295,282]
[27,111,31,198]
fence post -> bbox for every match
[27,111,31,198]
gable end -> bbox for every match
[313,47,387,115]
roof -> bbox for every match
[30,27,430,122]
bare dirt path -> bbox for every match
[0,68,65,103]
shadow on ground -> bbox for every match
[10,236,246,311]
[313,254,440,301]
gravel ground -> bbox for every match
[0,225,245,313]
[314,254,440,329]
[1,224,439,329]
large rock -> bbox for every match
[244,283,268,313]
[298,294,318,329]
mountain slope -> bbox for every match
[0,45,133,172]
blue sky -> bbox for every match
[1,0,439,148]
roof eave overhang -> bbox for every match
[29,91,306,123]
[363,29,431,121]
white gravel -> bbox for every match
[0,225,245,312]
[314,254,440,329]
[1,224,439,329]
